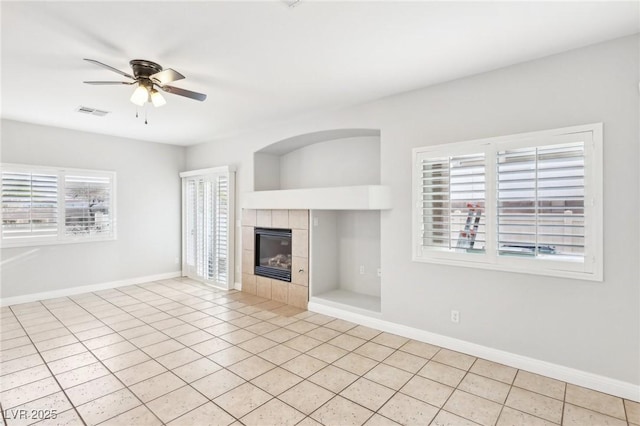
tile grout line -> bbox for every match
[560,375,568,425]
[153,279,319,425]
[106,280,262,424]
[35,295,380,424]
[370,342,449,426]
[237,323,376,423]
[428,356,475,426]
[6,304,88,426]
[83,279,302,424]
[283,327,409,424]
[5,280,632,426]
[70,279,247,424]
[35,293,165,426]
[59,280,242,423]
[90,303,393,424]
[496,377,515,426]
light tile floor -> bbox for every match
[0,278,638,426]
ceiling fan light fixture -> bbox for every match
[150,89,166,107]
[130,84,148,106]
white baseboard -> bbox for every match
[1,271,182,307]
[308,302,640,402]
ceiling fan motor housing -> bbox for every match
[130,59,163,79]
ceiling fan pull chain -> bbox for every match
[145,104,148,125]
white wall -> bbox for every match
[253,135,380,190]
[0,120,184,298]
[310,210,381,298]
[279,136,380,189]
[310,210,339,295]
[253,152,280,191]
[337,210,381,297]
[186,35,640,386]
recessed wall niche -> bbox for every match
[245,129,384,314]
[254,128,381,191]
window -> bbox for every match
[413,123,602,281]
[1,164,116,247]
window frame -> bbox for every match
[1,163,117,248]
[412,123,603,281]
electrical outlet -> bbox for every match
[313,217,319,226]
[377,268,382,277]
[359,265,365,275]
[174,256,180,265]
[450,310,460,324]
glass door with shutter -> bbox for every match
[181,167,234,290]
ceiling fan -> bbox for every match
[83,58,207,107]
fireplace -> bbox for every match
[255,227,292,282]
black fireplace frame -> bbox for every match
[254,227,292,282]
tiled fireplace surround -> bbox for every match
[241,209,309,309]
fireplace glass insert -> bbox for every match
[254,228,292,282]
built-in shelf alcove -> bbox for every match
[253,128,381,191]
[244,129,386,315]
[310,209,382,315]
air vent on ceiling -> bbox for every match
[76,106,110,117]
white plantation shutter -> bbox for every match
[196,179,206,279]
[420,156,450,248]
[413,123,602,281]
[1,170,58,239]
[418,152,486,253]
[1,164,116,247]
[203,179,213,281]
[181,167,235,289]
[65,174,114,237]
[185,178,197,270]
[214,175,229,284]
[497,142,585,259]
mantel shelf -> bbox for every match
[243,185,391,210]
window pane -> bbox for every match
[1,171,58,239]
[497,142,585,259]
[65,175,112,237]
[450,154,486,252]
[420,153,485,252]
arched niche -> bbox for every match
[254,128,381,191]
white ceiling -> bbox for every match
[1,1,638,146]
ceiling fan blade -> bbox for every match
[150,68,185,85]
[84,58,135,80]
[161,85,207,101]
[84,81,134,85]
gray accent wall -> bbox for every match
[186,35,640,385]
[0,120,185,297]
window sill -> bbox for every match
[1,235,117,249]
[412,254,602,282]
